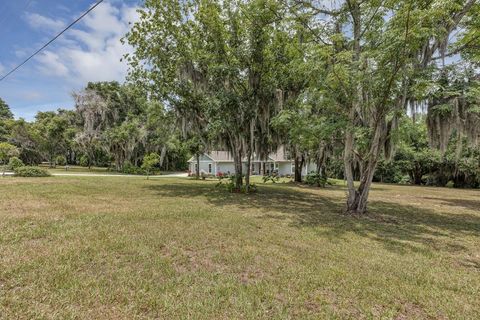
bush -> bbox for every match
[122,161,145,175]
[445,180,455,188]
[55,155,67,166]
[262,174,279,184]
[0,142,19,164]
[216,175,256,193]
[8,157,24,170]
[195,170,215,180]
[305,172,329,187]
[141,152,160,177]
[14,166,51,177]
[79,155,89,167]
[398,175,411,185]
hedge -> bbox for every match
[14,166,51,177]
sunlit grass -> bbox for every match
[1,176,479,319]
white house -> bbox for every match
[187,147,316,176]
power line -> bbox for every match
[0,0,105,83]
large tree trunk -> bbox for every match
[245,149,252,193]
[294,153,304,183]
[316,144,327,178]
[195,153,200,179]
[412,165,423,185]
[345,120,384,214]
[232,148,243,190]
[344,112,357,212]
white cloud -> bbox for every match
[0,63,5,75]
[32,2,140,85]
[15,49,27,58]
[25,12,66,32]
[36,51,69,77]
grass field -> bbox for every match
[1,176,479,319]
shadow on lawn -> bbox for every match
[422,197,480,211]
[145,182,480,255]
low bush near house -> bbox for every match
[14,166,51,177]
[216,175,256,193]
[305,172,329,187]
[262,174,279,184]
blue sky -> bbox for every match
[0,0,140,120]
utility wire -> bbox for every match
[0,0,105,82]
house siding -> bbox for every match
[277,162,293,175]
[189,161,214,174]
[188,150,317,177]
[216,162,235,175]
[302,162,317,175]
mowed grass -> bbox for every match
[0,177,479,319]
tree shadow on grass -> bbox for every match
[144,182,480,256]
[421,197,480,211]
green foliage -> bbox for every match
[126,0,293,189]
[262,174,279,184]
[216,175,257,193]
[33,111,70,165]
[8,157,24,170]
[445,180,455,188]
[0,98,13,120]
[14,166,51,177]
[0,142,19,164]
[141,152,160,177]
[122,162,145,175]
[79,155,89,167]
[55,155,67,166]
[430,104,453,117]
[304,172,329,188]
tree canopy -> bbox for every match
[0,98,13,120]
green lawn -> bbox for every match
[0,177,479,319]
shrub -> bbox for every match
[122,161,145,175]
[55,155,67,166]
[305,172,329,187]
[216,175,257,193]
[0,142,19,164]
[445,180,455,188]
[8,157,24,170]
[216,175,235,191]
[79,155,89,167]
[14,166,51,177]
[262,174,279,184]
[398,175,411,185]
[141,152,160,177]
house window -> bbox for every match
[194,163,198,172]
[252,164,255,172]
[208,163,212,173]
